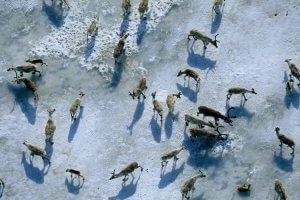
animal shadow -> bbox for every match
[190,193,206,200]
[283,72,300,109]
[110,54,127,88]
[211,4,224,34]
[225,102,255,120]
[68,106,84,142]
[7,83,37,125]
[273,149,294,172]
[137,12,150,45]
[120,15,130,37]
[42,0,67,27]
[176,83,198,103]
[128,100,145,134]
[159,162,185,189]
[21,152,49,184]
[108,174,141,200]
[85,28,98,60]
[44,141,54,161]
[0,180,4,198]
[182,128,223,169]
[237,190,251,198]
[65,177,84,195]
[187,41,217,74]
[164,112,179,139]
[150,115,162,143]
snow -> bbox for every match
[0,0,300,199]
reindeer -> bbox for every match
[70,92,85,121]
[87,16,99,44]
[188,29,219,49]
[138,0,148,19]
[274,127,295,155]
[7,64,41,77]
[66,169,85,181]
[161,145,185,167]
[26,58,47,66]
[151,91,163,122]
[181,170,206,200]
[166,92,181,114]
[0,178,4,198]
[23,141,50,164]
[226,87,257,101]
[109,161,143,182]
[11,70,38,100]
[177,69,200,86]
[129,77,147,100]
[45,108,56,145]
[114,34,129,63]
[275,179,287,200]
[212,0,225,15]
[189,127,227,141]
[197,106,235,126]
[237,184,251,192]
[285,59,300,87]
[185,113,215,128]
[122,0,131,16]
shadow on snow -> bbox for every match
[128,100,145,134]
[65,177,84,195]
[7,83,37,125]
[108,174,141,200]
[85,28,98,61]
[272,148,294,172]
[42,0,68,27]
[158,162,185,189]
[68,107,84,142]
[21,152,49,184]
[150,115,162,143]
[187,40,217,76]
[176,83,199,103]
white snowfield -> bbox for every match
[0,0,300,199]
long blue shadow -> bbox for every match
[225,102,255,120]
[85,28,98,61]
[211,6,224,34]
[158,163,185,189]
[65,177,83,195]
[68,107,84,142]
[164,112,179,139]
[108,175,141,200]
[150,115,162,143]
[120,15,130,37]
[110,54,127,88]
[137,13,150,45]
[44,141,53,161]
[128,101,145,134]
[42,0,67,27]
[283,71,300,109]
[273,148,294,172]
[182,128,224,169]
[187,42,216,72]
[176,83,198,103]
[7,84,37,125]
[21,152,49,184]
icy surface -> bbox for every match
[0,0,300,199]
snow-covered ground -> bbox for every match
[0,0,300,199]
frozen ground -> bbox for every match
[0,0,300,199]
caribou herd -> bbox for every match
[1,0,297,199]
